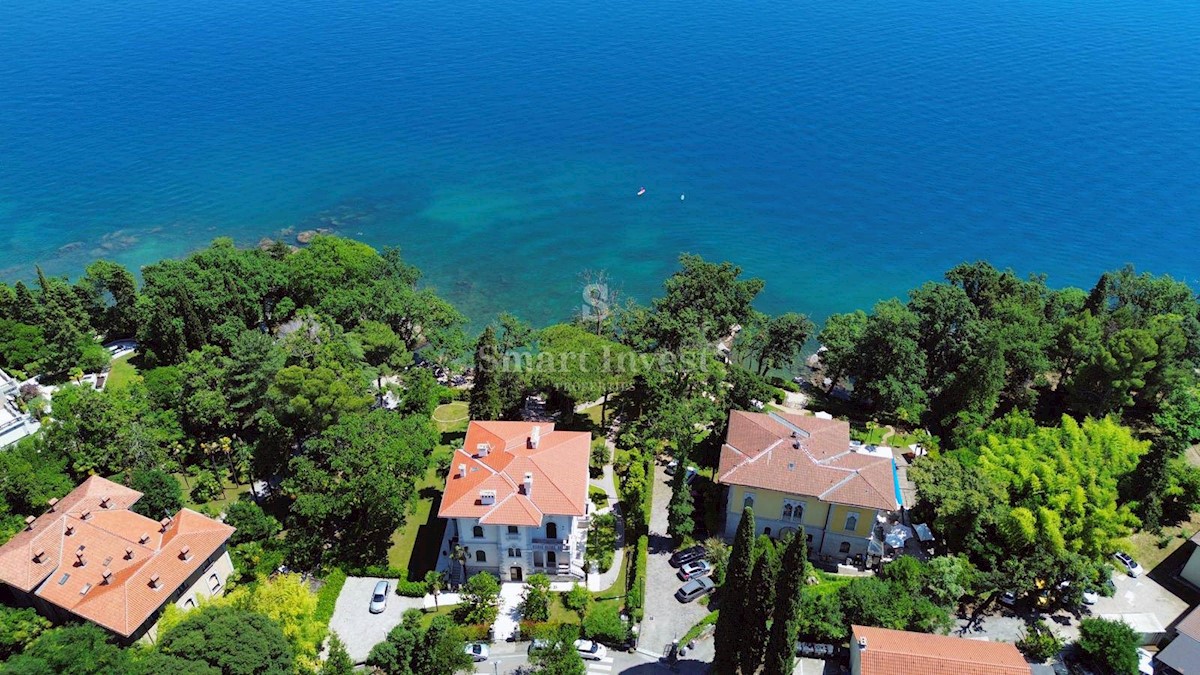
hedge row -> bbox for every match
[342,565,429,597]
[315,568,348,627]
[626,535,649,622]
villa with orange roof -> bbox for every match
[438,421,591,583]
[0,476,235,645]
[718,410,903,561]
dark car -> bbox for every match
[669,545,705,568]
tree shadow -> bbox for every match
[406,489,447,580]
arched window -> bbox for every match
[782,499,803,522]
[546,522,558,540]
[475,550,487,562]
[844,514,858,532]
[763,527,772,537]
[473,525,484,538]
[547,551,557,567]
[839,542,851,554]
[743,493,755,510]
[782,504,793,520]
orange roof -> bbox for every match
[717,411,899,511]
[438,421,589,525]
[852,625,1030,675]
[0,476,234,637]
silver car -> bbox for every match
[675,576,715,603]
[465,643,490,662]
[368,580,389,614]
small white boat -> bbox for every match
[637,187,646,196]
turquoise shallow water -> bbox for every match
[2,0,1199,326]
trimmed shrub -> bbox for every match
[583,603,630,645]
[315,568,347,627]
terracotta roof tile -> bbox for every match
[438,421,589,525]
[717,411,899,511]
[852,625,1030,675]
[0,477,234,637]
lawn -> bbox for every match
[433,401,469,433]
[105,352,140,390]
[387,452,451,577]
[1126,510,1200,572]
[175,471,251,513]
[579,403,604,427]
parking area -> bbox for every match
[638,463,713,657]
[327,576,424,663]
[1051,570,1190,642]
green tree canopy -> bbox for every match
[158,605,294,675]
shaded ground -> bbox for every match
[388,465,449,576]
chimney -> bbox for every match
[80,510,92,521]
[149,574,161,589]
[159,516,171,532]
[64,524,74,536]
[476,442,490,457]
[75,547,86,567]
[523,472,533,496]
[32,549,45,563]
[125,547,134,560]
[24,515,35,530]
[858,636,867,651]
[99,496,111,509]
[180,546,192,561]
[528,426,541,449]
[102,569,113,584]
[139,533,150,545]
[47,497,58,510]
[458,463,467,478]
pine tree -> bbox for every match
[763,532,810,675]
[740,535,779,674]
[320,633,354,675]
[713,506,756,674]
[469,326,503,420]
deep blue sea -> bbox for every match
[2,0,1199,327]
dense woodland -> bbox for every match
[1,237,1198,674]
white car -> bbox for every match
[464,643,489,662]
[574,639,608,661]
[1136,647,1153,675]
[368,580,389,614]
[1113,551,1145,577]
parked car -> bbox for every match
[1136,647,1153,675]
[677,560,712,581]
[1082,589,1099,605]
[527,639,550,656]
[669,545,706,568]
[998,591,1017,608]
[465,643,490,662]
[574,639,608,661]
[675,576,716,603]
[795,642,836,658]
[1113,551,1144,577]
[368,580,390,614]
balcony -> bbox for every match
[531,538,570,552]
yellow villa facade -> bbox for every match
[717,410,901,561]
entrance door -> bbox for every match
[546,551,557,568]
[510,566,523,581]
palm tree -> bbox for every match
[425,570,445,609]
[451,545,469,588]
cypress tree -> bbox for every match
[469,326,502,420]
[740,536,779,674]
[667,453,696,540]
[713,506,756,674]
[763,532,810,675]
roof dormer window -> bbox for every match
[480,490,496,505]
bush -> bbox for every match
[585,513,617,573]
[340,565,427,596]
[563,583,592,619]
[1016,622,1063,662]
[460,624,490,642]
[1078,618,1139,675]
[224,501,281,547]
[626,535,649,621]
[582,603,629,645]
[768,376,801,393]
[315,569,347,627]
[589,486,608,508]
[189,471,223,503]
[522,574,552,623]
[518,621,558,641]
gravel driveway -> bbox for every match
[328,576,423,663]
[638,463,712,657]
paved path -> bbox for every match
[494,582,525,642]
[327,576,424,663]
[588,460,626,592]
[638,463,711,657]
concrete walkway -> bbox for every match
[587,460,625,592]
[494,582,525,642]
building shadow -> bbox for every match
[407,487,447,579]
